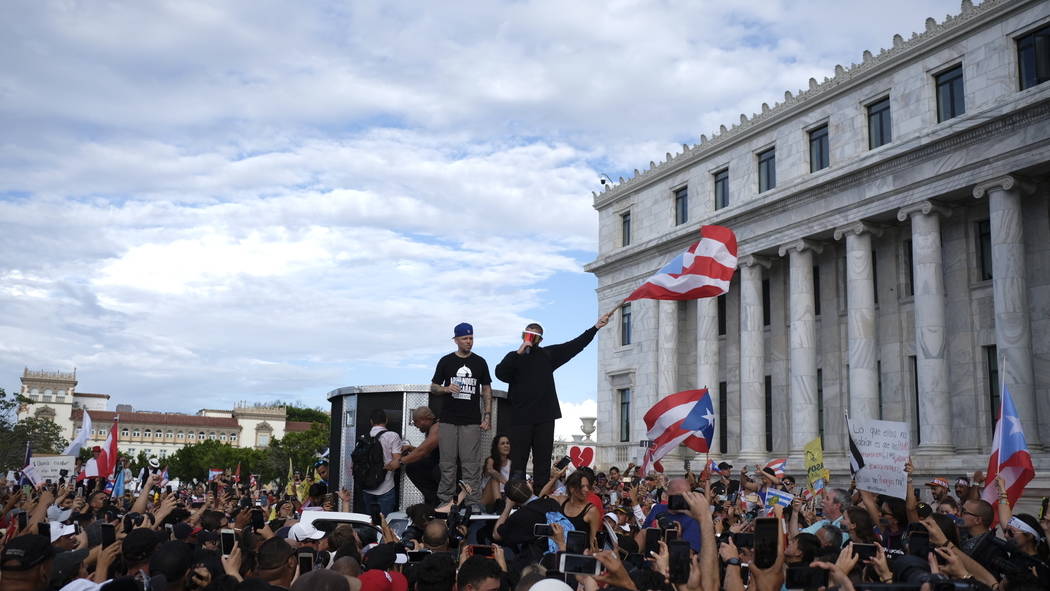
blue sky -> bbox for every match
[0,0,963,439]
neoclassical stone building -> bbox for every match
[586,0,1050,497]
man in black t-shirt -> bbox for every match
[430,322,492,509]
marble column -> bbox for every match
[696,297,720,452]
[657,299,678,399]
[738,255,770,459]
[897,201,953,453]
[779,239,822,454]
[973,175,1041,448]
[834,222,882,420]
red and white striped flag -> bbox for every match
[639,389,715,475]
[625,225,737,302]
[765,458,787,479]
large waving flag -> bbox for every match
[765,459,787,479]
[63,410,92,457]
[981,384,1035,517]
[640,389,716,475]
[625,225,737,302]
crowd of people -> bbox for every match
[3,450,1048,591]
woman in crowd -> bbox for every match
[482,435,512,509]
[545,470,601,548]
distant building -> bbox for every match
[16,368,317,459]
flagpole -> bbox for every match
[998,352,1007,475]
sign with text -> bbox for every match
[848,417,910,499]
[28,455,76,482]
[803,437,830,493]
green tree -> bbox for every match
[266,423,330,483]
[166,439,269,483]
[263,401,330,426]
[0,388,69,471]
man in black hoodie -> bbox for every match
[495,313,610,489]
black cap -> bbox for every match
[718,461,733,471]
[1,534,54,571]
[50,549,89,586]
[123,528,160,563]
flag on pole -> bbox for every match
[285,457,296,499]
[111,463,126,498]
[18,442,34,486]
[625,225,738,302]
[845,414,865,477]
[640,389,716,475]
[64,410,92,456]
[764,459,787,479]
[97,417,120,479]
[981,383,1035,515]
[763,488,794,509]
[159,466,170,488]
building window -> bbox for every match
[620,303,632,346]
[986,345,999,438]
[809,125,830,172]
[257,433,270,446]
[718,381,728,454]
[1017,24,1050,91]
[816,369,824,442]
[910,355,920,445]
[976,220,993,280]
[220,433,227,441]
[764,376,773,452]
[618,388,631,442]
[867,97,892,149]
[144,429,151,438]
[177,431,183,439]
[160,449,167,458]
[762,278,771,326]
[713,169,729,210]
[903,239,915,296]
[935,65,965,122]
[133,429,140,438]
[167,430,173,439]
[621,211,631,247]
[199,431,205,440]
[757,148,776,192]
[209,432,217,440]
[230,433,238,442]
[717,294,727,336]
[674,186,688,225]
[813,265,822,316]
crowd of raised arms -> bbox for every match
[2,451,1048,591]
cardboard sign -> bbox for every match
[28,455,76,482]
[848,417,910,499]
[803,437,830,492]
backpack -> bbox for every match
[351,429,389,491]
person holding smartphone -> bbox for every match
[430,322,492,511]
[495,313,611,490]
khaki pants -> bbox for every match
[438,423,482,506]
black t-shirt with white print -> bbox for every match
[431,352,492,425]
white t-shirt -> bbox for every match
[362,426,403,496]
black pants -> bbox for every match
[405,455,441,507]
[509,421,555,492]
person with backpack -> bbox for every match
[430,322,493,510]
[353,409,403,516]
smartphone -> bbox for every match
[595,529,610,550]
[664,528,679,543]
[297,551,314,574]
[644,527,663,555]
[853,543,877,561]
[554,456,572,470]
[753,517,779,569]
[468,545,494,557]
[370,505,382,527]
[534,523,555,537]
[622,477,634,484]
[163,523,173,540]
[100,523,117,548]
[907,531,930,558]
[733,532,754,548]
[17,512,27,530]
[566,530,588,554]
[668,540,691,584]
[917,502,933,519]
[407,550,431,562]
[38,522,51,540]
[559,553,601,576]
[667,494,688,511]
[251,509,265,531]
[220,528,236,555]
[785,566,829,590]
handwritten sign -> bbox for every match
[28,455,76,482]
[803,437,829,492]
[848,417,910,499]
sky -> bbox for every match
[0,0,965,441]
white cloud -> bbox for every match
[556,398,599,442]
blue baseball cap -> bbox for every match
[454,323,473,337]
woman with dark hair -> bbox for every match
[843,506,878,543]
[548,470,601,547]
[481,434,511,508]
[1004,513,1050,578]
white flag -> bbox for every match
[63,411,92,456]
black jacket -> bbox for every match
[494,326,598,425]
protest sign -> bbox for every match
[28,455,76,482]
[847,416,910,499]
[803,437,830,492]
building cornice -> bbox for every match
[591,0,1029,209]
[587,94,1050,279]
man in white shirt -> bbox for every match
[362,409,403,516]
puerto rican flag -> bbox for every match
[765,458,787,479]
[625,225,737,302]
[981,383,1035,518]
[639,389,716,475]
